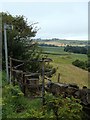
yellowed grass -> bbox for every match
[51,63,88,88]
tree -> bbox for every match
[1,12,42,72]
[72,59,85,69]
[64,45,87,54]
[72,59,90,71]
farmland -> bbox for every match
[40,46,88,88]
[37,39,88,47]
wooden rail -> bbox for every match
[9,57,52,105]
[14,63,24,69]
[10,57,52,63]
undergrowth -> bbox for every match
[2,71,86,119]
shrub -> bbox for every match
[2,85,86,119]
[72,59,87,70]
[2,84,43,118]
[72,59,90,72]
[44,94,84,120]
[2,85,26,118]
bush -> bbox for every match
[72,59,90,71]
[72,59,86,70]
[2,84,43,118]
[2,83,86,119]
[44,94,84,120]
[2,85,26,118]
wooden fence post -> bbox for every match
[13,71,16,86]
[10,57,12,84]
[58,73,60,83]
[42,60,45,105]
[23,74,26,96]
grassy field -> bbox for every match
[41,46,68,54]
[41,46,88,88]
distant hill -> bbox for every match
[34,38,88,47]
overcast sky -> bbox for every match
[1,2,88,40]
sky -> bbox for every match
[1,1,89,40]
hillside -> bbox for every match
[51,63,88,88]
[40,46,88,88]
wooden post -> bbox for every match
[58,73,60,83]
[42,60,45,105]
[23,74,26,96]
[10,57,12,84]
[13,71,16,86]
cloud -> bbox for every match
[1,2,88,40]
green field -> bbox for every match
[41,46,88,88]
[41,46,67,54]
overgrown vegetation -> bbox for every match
[2,71,88,119]
[44,94,85,120]
[2,80,85,119]
[2,84,42,118]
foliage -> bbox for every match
[2,76,87,120]
[72,59,86,69]
[1,12,42,72]
[2,84,42,118]
[64,45,87,54]
[2,85,25,118]
[44,62,56,78]
[72,59,90,71]
[2,84,85,119]
[44,94,85,120]
[2,71,7,87]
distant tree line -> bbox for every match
[64,45,87,54]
